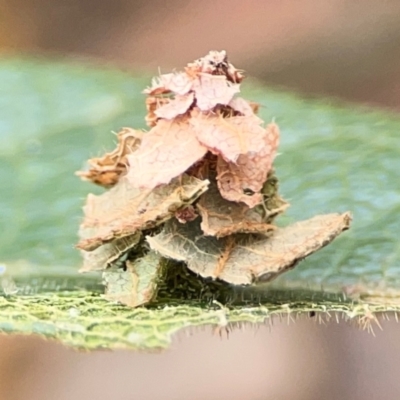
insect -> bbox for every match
[77,51,352,307]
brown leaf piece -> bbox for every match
[216,122,280,207]
[103,251,163,307]
[192,73,240,111]
[191,113,268,163]
[145,96,170,127]
[144,72,194,96]
[196,176,276,237]
[127,119,208,188]
[147,212,352,285]
[77,174,209,251]
[76,128,143,187]
[154,93,194,120]
[228,97,258,116]
[79,233,141,272]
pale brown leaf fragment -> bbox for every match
[77,174,209,251]
[216,122,280,207]
[127,119,208,188]
[147,218,215,265]
[197,177,276,237]
[192,73,240,111]
[103,251,163,307]
[144,72,194,96]
[147,213,352,285]
[143,77,169,96]
[154,93,194,120]
[145,96,169,127]
[79,233,141,272]
[228,97,258,116]
[76,128,143,187]
[191,113,267,163]
[218,212,352,285]
[160,72,194,95]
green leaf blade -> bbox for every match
[1,57,400,349]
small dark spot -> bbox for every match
[243,188,255,195]
[309,311,316,318]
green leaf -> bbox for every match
[1,57,400,350]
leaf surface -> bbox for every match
[1,57,400,350]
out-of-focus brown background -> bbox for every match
[1,1,400,399]
[3,0,400,109]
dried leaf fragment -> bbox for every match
[103,251,163,307]
[76,128,143,187]
[197,177,276,237]
[192,73,240,111]
[79,233,141,272]
[228,97,259,116]
[216,122,280,207]
[154,93,194,120]
[144,72,194,96]
[145,96,170,127]
[77,174,209,251]
[191,113,270,163]
[127,119,208,188]
[147,212,352,285]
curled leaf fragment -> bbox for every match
[228,97,258,116]
[144,72,194,96]
[197,177,276,237]
[77,174,209,251]
[79,233,141,272]
[147,213,352,285]
[145,96,169,127]
[216,122,280,207]
[154,93,194,120]
[76,128,143,187]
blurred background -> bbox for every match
[3,0,400,109]
[1,1,400,399]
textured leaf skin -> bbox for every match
[147,213,351,285]
[2,284,399,350]
[103,251,163,307]
[126,120,208,188]
[197,175,280,237]
[1,57,400,350]
[77,174,209,251]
